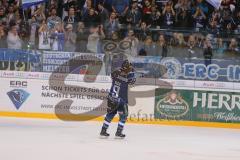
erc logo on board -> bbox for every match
[7,80,30,110]
[7,89,30,110]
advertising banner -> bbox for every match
[132,56,162,78]
[0,48,41,71]
[42,51,240,82]
[0,70,240,128]
[155,88,240,123]
[0,73,154,120]
[2,49,238,83]
[160,57,240,82]
[42,51,105,74]
[0,77,109,115]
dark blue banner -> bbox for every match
[0,48,41,71]
[160,57,240,82]
[42,51,105,74]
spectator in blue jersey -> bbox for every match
[192,0,209,14]
[102,0,113,12]
[50,23,65,51]
[149,5,161,28]
[62,0,78,19]
[63,7,80,30]
[104,12,119,38]
[97,2,109,25]
[82,0,92,20]
[220,9,235,32]
[207,19,220,34]
[126,1,142,26]
[112,0,129,15]
[82,8,100,27]
[92,0,105,9]
[112,0,129,22]
[47,8,62,30]
[100,60,136,138]
[38,21,51,50]
[193,7,206,31]
[162,2,176,28]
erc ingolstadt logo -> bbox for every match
[7,89,30,110]
[156,90,189,118]
[160,57,182,79]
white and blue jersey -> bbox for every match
[108,69,136,106]
[102,68,136,131]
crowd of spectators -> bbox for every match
[0,0,239,59]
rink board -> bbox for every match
[0,71,240,129]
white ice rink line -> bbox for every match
[0,117,239,160]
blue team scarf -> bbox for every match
[22,0,48,9]
[206,0,222,9]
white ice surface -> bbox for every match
[0,117,239,160]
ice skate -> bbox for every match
[115,129,126,139]
[100,128,110,138]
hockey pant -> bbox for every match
[102,98,128,131]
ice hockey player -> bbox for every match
[100,60,136,138]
